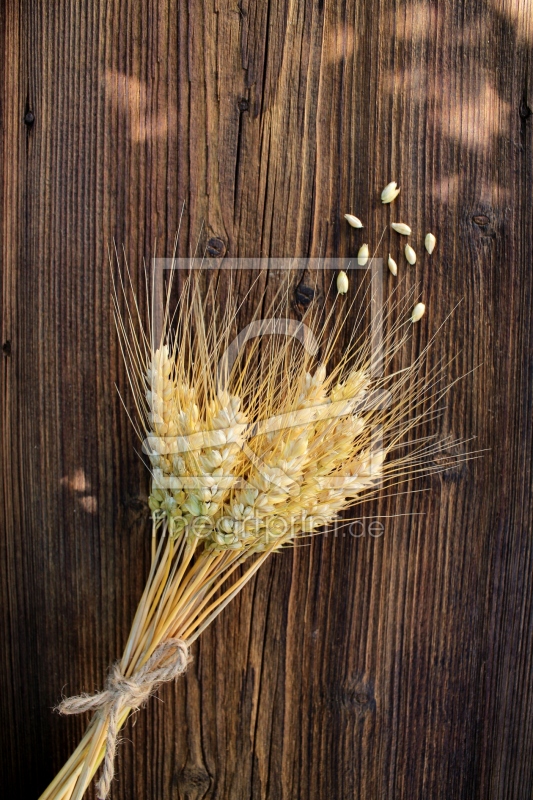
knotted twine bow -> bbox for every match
[57,638,191,799]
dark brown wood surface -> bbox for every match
[2,1,533,798]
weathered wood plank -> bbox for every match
[1,1,533,798]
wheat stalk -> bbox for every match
[39,263,462,800]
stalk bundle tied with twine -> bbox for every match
[39,264,465,800]
[56,639,190,799]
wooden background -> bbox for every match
[1,1,533,798]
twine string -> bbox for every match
[57,638,191,799]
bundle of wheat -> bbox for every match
[40,262,459,800]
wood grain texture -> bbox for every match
[1,1,533,798]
